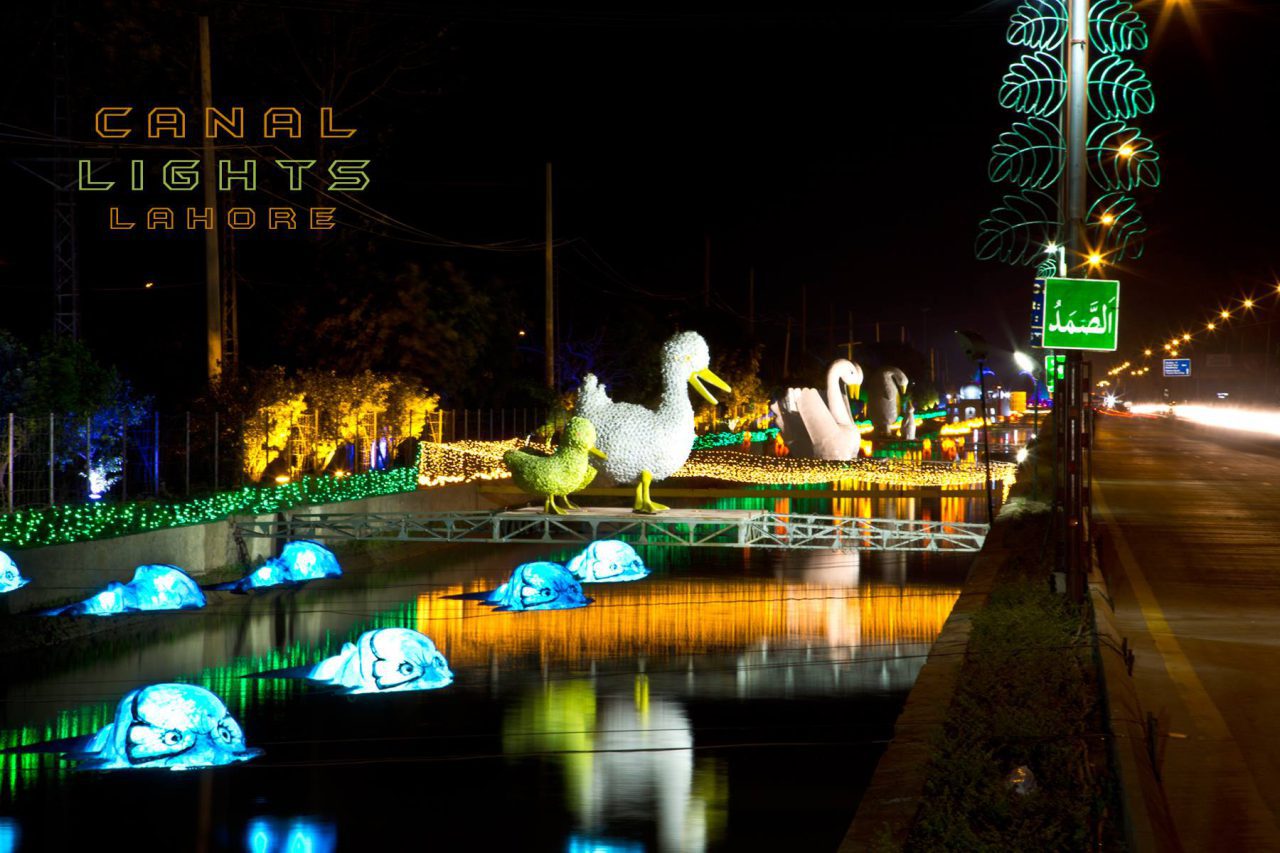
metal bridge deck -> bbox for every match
[233,506,988,552]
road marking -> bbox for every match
[1093,480,1231,740]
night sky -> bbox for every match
[0,0,1275,400]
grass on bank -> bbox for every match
[898,513,1124,851]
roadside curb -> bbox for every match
[1089,559,1183,852]
[839,518,1008,850]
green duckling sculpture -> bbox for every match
[503,416,607,515]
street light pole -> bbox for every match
[978,359,994,525]
[1060,0,1091,603]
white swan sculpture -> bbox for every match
[769,359,864,460]
[576,331,730,514]
[868,366,909,438]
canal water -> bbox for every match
[0,492,983,852]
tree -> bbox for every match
[310,261,508,402]
[0,331,31,414]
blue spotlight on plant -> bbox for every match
[485,561,592,611]
[0,551,31,594]
[216,540,342,593]
[8,683,259,770]
[44,565,206,616]
[566,540,649,583]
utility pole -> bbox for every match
[544,162,555,392]
[51,0,78,339]
[199,15,223,385]
[782,317,793,379]
[801,286,808,357]
[703,233,711,308]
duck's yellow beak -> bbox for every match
[589,446,608,460]
[689,368,731,405]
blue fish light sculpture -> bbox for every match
[486,561,592,611]
[566,540,649,583]
[0,550,30,594]
[283,628,453,695]
[18,683,260,771]
[218,540,342,593]
[45,564,206,616]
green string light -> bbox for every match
[1090,0,1150,54]
[989,117,1065,190]
[0,467,418,550]
[1007,0,1067,51]
[1089,54,1156,119]
[999,50,1067,118]
[1087,120,1161,190]
[976,190,1062,266]
[1088,191,1147,260]
[979,0,1157,273]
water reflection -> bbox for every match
[245,817,336,853]
[0,529,972,848]
[504,679,727,852]
[417,577,958,689]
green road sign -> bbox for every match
[1041,277,1120,352]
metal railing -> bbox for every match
[233,507,990,552]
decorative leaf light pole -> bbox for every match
[978,0,1159,274]
[976,0,1158,599]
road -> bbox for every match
[1093,413,1280,851]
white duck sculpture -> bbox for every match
[576,331,730,514]
[868,366,909,438]
[769,359,864,460]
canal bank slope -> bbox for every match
[2,481,489,615]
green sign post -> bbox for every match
[1040,277,1120,351]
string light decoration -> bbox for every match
[418,439,1014,489]
[977,0,1159,269]
[673,451,1016,489]
[1110,281,1280,374]
[0,466,418,550]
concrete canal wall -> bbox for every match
[3,482,490,613]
